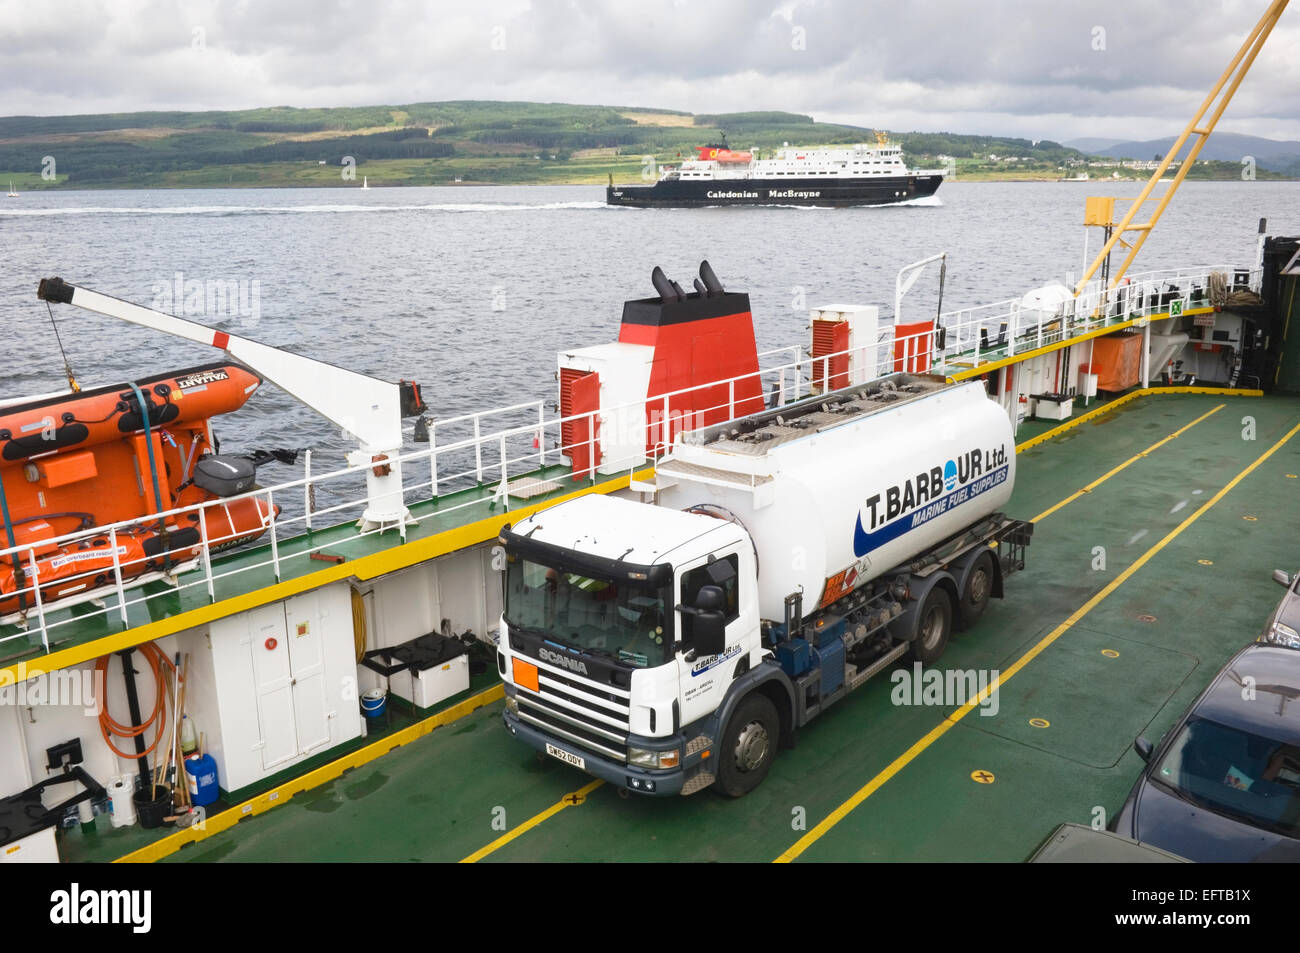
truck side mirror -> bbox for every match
[692,585,727,657]
[1274,569,1292,588]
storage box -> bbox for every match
[1031,393,1074,421]
[389,654,470,710]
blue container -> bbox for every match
[361,688,387,719]
[185,754,220,807]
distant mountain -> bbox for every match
[1062,137,1126,153]
[1080,132,1300,174]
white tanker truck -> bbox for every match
[497,372,1032,797]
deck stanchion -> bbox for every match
[108,525,131,623]
[429,429,439,500]
[26,548,48,652]
[267,488,280,581]
[196,509,215,603]
[500,434,509,512]
[303,449,313,532]
[473,416,483,484]
[729,379,735,419]
[537,402,546,467]
[1142,320,1151,389]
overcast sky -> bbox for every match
[3,0,1298,142]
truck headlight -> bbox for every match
[627,747,680,769]
[504,696,519,715]
[1268,622,1300,649]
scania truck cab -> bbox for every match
[499,495,779,796]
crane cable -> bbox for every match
[96,643,178,761]
[45,300,80,394]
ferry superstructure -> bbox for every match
[607,134,946,208]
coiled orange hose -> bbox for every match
[96,643,178,761]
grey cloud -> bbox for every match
[0,0,1295,141]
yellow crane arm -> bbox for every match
[1073,0,1289,296]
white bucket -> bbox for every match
[107,776,136,828]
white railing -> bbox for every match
[0,263,1257,649]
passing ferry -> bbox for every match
[606,132,945,208]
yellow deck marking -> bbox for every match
[458,779,604,864]
[1101,649,1120,658]
[1029,718,1050,728]
[1028,403,1223,523]
[775,418,1300,863]
[114,683,504,863]
[971,770,995,784]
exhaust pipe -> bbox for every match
[651,265,680,303]
[699,260,725,296]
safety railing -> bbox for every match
[0,262,1258,648]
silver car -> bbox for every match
[1261,569,1300,649]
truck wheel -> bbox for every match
[715,694,779,798]
[958,551,995,629]
[909,587,952,664]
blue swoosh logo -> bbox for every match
[853,464,1009,559]
[853,514,872,558]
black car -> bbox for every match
[1112,644,1300,861]
[1260,567,1300,649]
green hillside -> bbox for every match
[0,101,1280,188]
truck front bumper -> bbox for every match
[502,710,695,797]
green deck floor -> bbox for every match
[52,389,1293,864]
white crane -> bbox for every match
[36,277,426,531]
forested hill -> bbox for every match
[0,101,1198,188]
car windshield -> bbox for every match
[1154,716,1300,836]
[504,555,669,668]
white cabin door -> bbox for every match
[285,602,331,755]
[248,603,298,772]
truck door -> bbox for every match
[675,553,743,727]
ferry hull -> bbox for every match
[606,173,943,208]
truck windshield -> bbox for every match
[1153,716,1300,837]
[504,556,669,668]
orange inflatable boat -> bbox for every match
[0,362,278,617]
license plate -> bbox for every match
[546,743,585,770]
